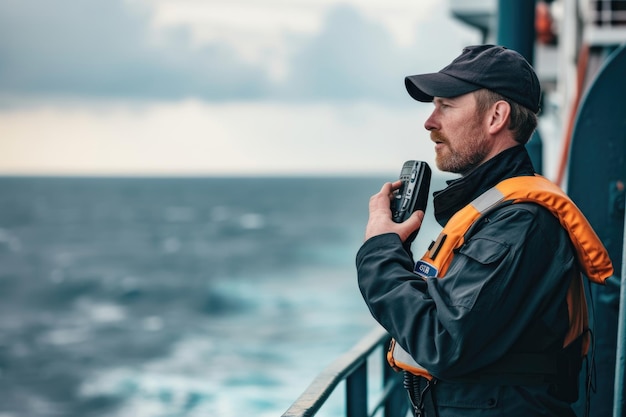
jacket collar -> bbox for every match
[433,145,537,227]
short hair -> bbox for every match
[473,89,538,145]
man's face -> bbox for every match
[424,93,490,175]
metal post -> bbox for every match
[383,348,408,417]
[497,0,544,175]
[614,212,626,417]
[346,363,367,417]
[497,0,537,62]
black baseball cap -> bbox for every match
[405,45,541,113]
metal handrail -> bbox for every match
[281,326,408,417]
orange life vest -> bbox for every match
[388,175,614,379]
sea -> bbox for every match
[0,175,447,417]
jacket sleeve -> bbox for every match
[356,203,576,380]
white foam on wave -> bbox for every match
[78,366,217,417]
[76,298,127,324]
[142,316,164,332]
[161,236,182,254]
[239,213,265,230]
[77,333,296,417]
[41,327,91,346]
[41,300,128,346]
[76,248,378,417]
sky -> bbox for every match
[0,0,480,176]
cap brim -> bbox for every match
[405,73,481,102]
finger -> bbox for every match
[370,185,393,211]
[378,181,394,195]
[405,210,425,228]
[375,182,397,201]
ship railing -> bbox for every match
[281,326,409,417]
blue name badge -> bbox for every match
[414,260,438,279]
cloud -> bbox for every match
[282,4,479,102]
[0,0,272,100]
[281,5,402,101]
[0,0,478,103]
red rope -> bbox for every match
[555,43,590,187]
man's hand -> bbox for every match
[364,181,425,242]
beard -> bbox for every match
[431,130,490,175]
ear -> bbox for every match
[486,100,511,134]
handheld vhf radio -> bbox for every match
[391,160,431,223]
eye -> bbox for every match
[433,98,452,110]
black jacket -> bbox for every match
[356,146,579,416]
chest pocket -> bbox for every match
[438,237,510,310]
[458,237,510,264]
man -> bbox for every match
[356,45,613,417]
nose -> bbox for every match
[424,109,437,131]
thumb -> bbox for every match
[402,210,425,238]
[408,210,425,226]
